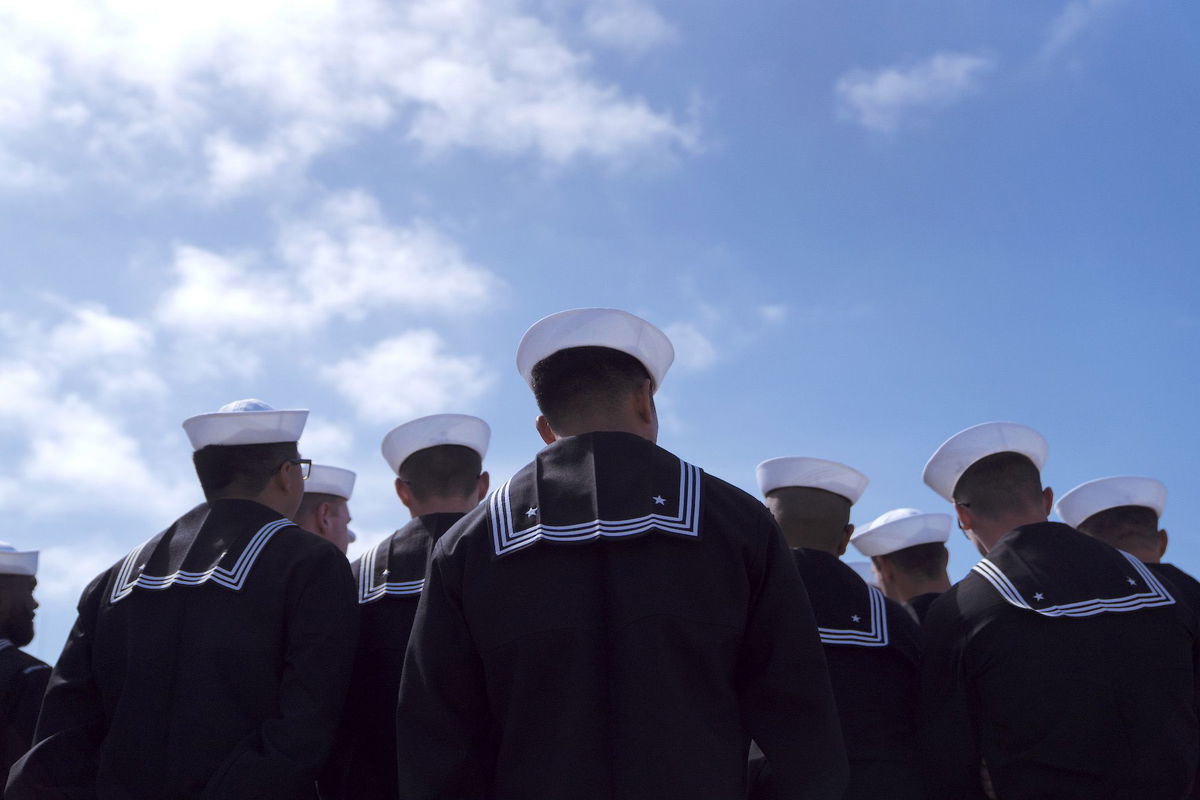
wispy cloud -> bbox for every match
[665,322,719,371]
[1041,0,1125,59]
[835,51,996,133]
[156,190,503,340]
[319,331,494,424]
[583,0,677,53]
[0,0,696,198]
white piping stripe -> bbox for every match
[357,537,425,604]
[971,550,1175,617]
[22,665,49,674]
[818,585,890,647]
[0,639,11,653]
[110,518,292,604]
[489,459,702,557]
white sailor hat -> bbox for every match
[381,414,491,476]
[0,542,37,576]
[516,308,675,392]
[922,421,1048,503]
[1056,476,1167,529]
[182,399,308,450]
[850,508,952,557]
[305,465,356,500]
[755,457,869,504]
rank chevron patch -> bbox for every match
[972,549,1175,618]
[357,538,424,604]
[489,457,702,557]
[817,584,890,647]
[109,517,292,604]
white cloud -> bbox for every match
[320,330,493,424]
[0,0,695,197]
[665,322,719,371]
[300,416,356,464]
[1041,0,1124,58]
[583,0,676,53]
[38,539,127,603]
[759,304,788,325]
[157,190,503,339]
[835,51,996,133]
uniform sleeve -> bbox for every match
[918,590,988,800]
[204,548,359,799]
[737,521,848,799]
[9,663,51,746]
[395,547,492,800]
[5,576,107,800]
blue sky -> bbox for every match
[1,0,1197,661]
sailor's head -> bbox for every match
[850,509,952,603]
[182,399,309,519]
[923,422,1051,553]
[294,465,357,554]
[755,457,867,555]
[382,415,491,518]
[516,308,674,445]
[1057,476,1168,563]
[0,542,38,648]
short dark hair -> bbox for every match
[398,444,482,502]
[878,542,948,580]
[953,451,1044,520]
[295,492,343,523]
[765,487,851,551]
[530,346,651,428]
[1078,504,1160,551]
[192,441,298,501]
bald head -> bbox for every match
[765,486,854,554]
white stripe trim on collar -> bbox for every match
[971,550,1175,617]
[357,539,425,604]
[110,518,291,604]
[0,639,12,653]
[488,458,702,557]
[818,584,890,647]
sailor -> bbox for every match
[395,308,847,800]
[851,508,952,623]
[753,457,923,800]
[1057,476,1200,608]
[294,464,358,554]
[7,400,359,799]
[320,414,490,800]
[918,422,1200,799]
[0,543,49,786]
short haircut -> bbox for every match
[952,451,1044,521]
[295,492,344,523]
[192,441,298,501]
[530,346,651,428]
[1078,504,1161,551]
[398,444,483,502]
[878,542,948,581]
[765,486,851,551]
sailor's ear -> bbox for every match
[1158,529,1169,559]
[536,415,556,445]
[314,500,332,534]
[955,502,974,533]
[634,379,654,424]
[395,478,415,510]
[838,523,854,557]
[476,471,490,501]
[1042,486,1054,515]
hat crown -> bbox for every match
[219,398,275,413]
[868,507,922,529]
[922,421,1048,502]
[755,456,868,504]
[381,414,491,475]
[1056,475,1167,528]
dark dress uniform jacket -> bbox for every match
[320,513,463,800]
[6,499,359,800]
[0,640,50,786]
[395,432,847,800]
[920,522,1200,800]
[904,592,940,624]
[796,549,923,800]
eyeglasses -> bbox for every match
[282,457,312,480]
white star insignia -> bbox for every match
[525,506,538,518]
[1033,592,1044,601]
[382,569,389,576]
[1127,577,1137,586]
[851,614,861,623]
[652,495,666,505]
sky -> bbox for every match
[1,0,1197,662]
